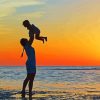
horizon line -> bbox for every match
[0,65,100,67]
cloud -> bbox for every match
[0,0,46,18]
[19,11,45,19]
[1,0,45,8]
[0,7,15,18]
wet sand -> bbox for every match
[0,81,100,100]
[0,89,100,100]
[0,83,100,100]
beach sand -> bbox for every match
[0,82,100,100]
[0,89,100,100]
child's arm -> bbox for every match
[28,34,34,45]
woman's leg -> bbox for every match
[21,74,30,98]
[28,73,35,97]
[22,75,29,92]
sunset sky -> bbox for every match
[1,0,100,66]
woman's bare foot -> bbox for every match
[29,92,32,99]
[21,90,25,98]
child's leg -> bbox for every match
[35,34,47,43]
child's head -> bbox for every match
[23,20,30,27]
[20,38,28,46]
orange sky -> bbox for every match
[1,0,100,66]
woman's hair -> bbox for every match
[20,38,28,46]
[23,20,30,27]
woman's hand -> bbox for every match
[20,48,24,58]
[21,52,23,57]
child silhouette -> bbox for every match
[23,20,47,43]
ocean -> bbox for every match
[0,66,100,84]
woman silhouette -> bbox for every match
[20,37,36,99]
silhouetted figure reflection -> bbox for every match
[20,37,36,99]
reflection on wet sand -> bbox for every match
[0,89,100,100]
[0,81,100,100]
